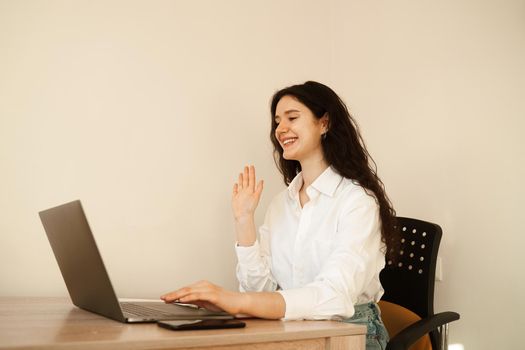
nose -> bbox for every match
[275,120,288,135]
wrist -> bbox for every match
[240,293,252,315]
[234,216,256,247]
[234,215,254,225]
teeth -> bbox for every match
[283,138,297,145]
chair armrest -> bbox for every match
[386,311,460,350]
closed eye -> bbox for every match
[274,115,298,125]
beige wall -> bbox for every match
[1,1,523,349]
[328,1,525,349]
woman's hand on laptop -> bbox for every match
[161,280,286,319]
[160,280,248,315]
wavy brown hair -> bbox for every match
[270,81,399,260]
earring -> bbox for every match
[322,132,327,141]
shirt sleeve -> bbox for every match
[277,190,385,320]
[235,214,279,293]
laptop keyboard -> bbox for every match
[120,302,179,317]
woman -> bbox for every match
[161,81,397,349]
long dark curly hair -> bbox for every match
[270,81,398,260]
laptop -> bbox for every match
[39,200,232,323]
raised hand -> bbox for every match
[232,165,263,221]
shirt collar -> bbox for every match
[287,172,304,200]
[287,166,343,199]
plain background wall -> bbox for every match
[1,1,523,349]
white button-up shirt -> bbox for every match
[235,166,385,320]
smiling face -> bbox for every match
[274,95,328,163]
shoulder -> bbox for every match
[334,179,382,237]
[336,178,379,214]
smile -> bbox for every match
[282,138,297,146]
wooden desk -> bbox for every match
[0,297,366,350]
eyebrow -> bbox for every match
[275,109,301,119]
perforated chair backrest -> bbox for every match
[380,217,442,320]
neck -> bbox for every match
[299,156,329,190]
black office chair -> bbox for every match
[378,217,460,350]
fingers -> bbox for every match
[236,165,257,189]
[176,288,214,305]
[160,288,186,303]
[161,284,195,303]
[237,173,243,189]
[242,166,249,189]
[162,281,243,315]
[255,180,264,197]
[160,281,217,304]
[234,165,260,195]
[248,165,255,191]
